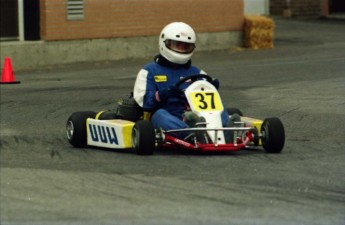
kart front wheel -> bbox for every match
[66,111,96,148]
[132,120,155,155]
[261,117,285,153]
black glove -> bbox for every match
[158,85,183,102]
[211,78,220,89]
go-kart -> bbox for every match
[66,74,285,155]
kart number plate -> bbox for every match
[189,91,223,111]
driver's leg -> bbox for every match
[151,109,190,139]
[224,113,241,143]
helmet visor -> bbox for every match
[164,40,195,54]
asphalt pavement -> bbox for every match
[1,17,345,225]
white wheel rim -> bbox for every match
[66,121,74,140]
[132,128,139,149]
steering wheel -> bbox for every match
[174,74,213,89]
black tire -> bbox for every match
[227,107,243,116]
[132,120,155,155]
[261,117,285,153]
[66,111,96,148]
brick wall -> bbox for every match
[40,0,244,41]
[270,0,321,17]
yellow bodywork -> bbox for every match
[87,119,135,149]
[241,116,263,145]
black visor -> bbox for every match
[164,40,195,54]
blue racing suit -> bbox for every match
[133,55,229,137]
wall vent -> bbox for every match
[67,0,84,20]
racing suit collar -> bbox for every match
[154,55,191,69]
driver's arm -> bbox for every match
[133,69,159,111]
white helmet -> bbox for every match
[159,22,196,64]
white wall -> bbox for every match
[244,0,269,15]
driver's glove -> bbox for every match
[211,78,220,89]
[157,85,183,102]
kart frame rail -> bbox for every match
[161,127,258,151]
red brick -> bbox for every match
[41,0,244,41]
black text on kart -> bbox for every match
[66,74,285,155]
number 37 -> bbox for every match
[191,92,222,111]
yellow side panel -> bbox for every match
[122,123,134,148]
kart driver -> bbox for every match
[133,22,229,139]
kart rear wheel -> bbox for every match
[261,117,285,153]
[227,107,243,116]
[132,120,155,155]
[66,111,96,148]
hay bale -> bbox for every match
[244,16,275,49]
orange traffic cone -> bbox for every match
[0,57,20,84]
